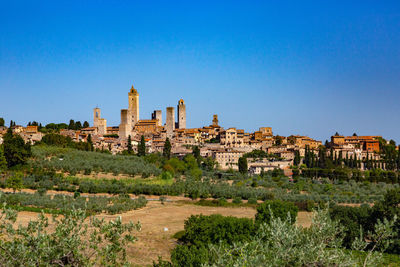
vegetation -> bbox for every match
[255,200,298,226]
[2,128,32,168]
[30,145,161,177]
[0,205,140,266]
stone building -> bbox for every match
[177,99,186,129]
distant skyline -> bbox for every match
[1,1,400,142]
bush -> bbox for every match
[248,197,258,205]
[179,214,255,246]
[232,197,242,204]
[255,200,298,226]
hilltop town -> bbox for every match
[0,84,391,176]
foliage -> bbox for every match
[0,145,7,171]
[5,172,23,193]
[0,205,141,266]
[31,145,161,177]
[255,200,298,226]
[0,192,147,215]
[138,135,146,156]
[238,157,248,175]
[179,214,255,246]
[205,208,395,267]
[163,138,171,159]
[3,128,32,168]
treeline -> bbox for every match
[39,133,94,151]
[296,167,400,183]
[0,191,147,215]
[301,144,400,171]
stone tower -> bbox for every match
[93,107,107,135]
[93,107,101,127]
[152,110,162,127]
[177,99,186,129]
[119,109,132,139]
[212,114,219,126]
[166,107,175,137]
[128,85,139,127]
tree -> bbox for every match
[255,200,298,226]
[192,146,201,165]
[206,208,395,267]
[138,135,146,157]
[0,118,4,127]
[75,121,82,130]
[3,128,32,168]
[238,157,248,174]
[0,146,7,171]
[163,138,171,159]
[68,119,75,130]
[127,135,133,154]
[6,172,23,193]
[83,121,90,128]
[87,134,94,151]
[0,206,140,266]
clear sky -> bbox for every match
[1,1,400,143]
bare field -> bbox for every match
[13,201,312,266]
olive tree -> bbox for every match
[0,205,141,266]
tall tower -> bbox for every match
[93,107,101,127]
[166,107,175,137]
[212,114,219,127]
[119,109,132,139]
[177,99,186,129]
[152,110,162,127]
[128,85,139,127]
[93,107,107,135]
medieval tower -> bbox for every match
[177,99,186,129]
[152,110,162,126]
[119,109,132,139]
[93,107,107,135]
[166,107,175,137]
[128,85,139,127]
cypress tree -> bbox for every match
[0,146,7,171]
[87,134,94,151]
[163,138,171,159]
[138,135,146,157]
[127,135,133,154]
[68,119,75,130]
[238,157,248,175]
[83,121,90,128]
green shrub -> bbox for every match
[248,197,258,205]
[232,197,242,204]
[255,200,298,226]
[180,214,255,246]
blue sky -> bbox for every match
[1,1,400,142]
